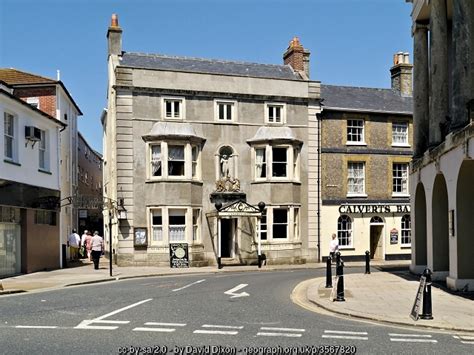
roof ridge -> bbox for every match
[123,52,291,69]
[322,83,396,92]
[0,68,57,83]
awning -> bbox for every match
[142,121,206,143]
[246,126,302,145]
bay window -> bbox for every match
[148,142,201,180]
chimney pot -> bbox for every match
[111,14,119,27]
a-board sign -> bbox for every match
[410,275,426,321]
[169,243,189,268]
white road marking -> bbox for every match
[75,298,152,330]
[261,327,305,332]
[172,279,206,292]
[322,335,369,340]
[144,322,186,327]
[15,325,58,329]
[193,330,238,335]
[389,333,432,338]
[324,330,368,335]
[224,284,249,298]
[257,332,302,338]
[133,327,175,332]
[202,324,244,329]
[390,338,437,343]
[453,335,474,340]
[390,333,437,343]
[460,341,474,344]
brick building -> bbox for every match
[320,53,413,261]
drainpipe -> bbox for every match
[316,112,322,263]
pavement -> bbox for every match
[1,258,473,333]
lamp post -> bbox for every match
[108,209,113,277]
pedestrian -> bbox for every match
[329,233,339,262]
[90,231,104,270]
[85,231,93,260]
[80,230,88,258]
[67,229,81,262]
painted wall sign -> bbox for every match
[390,228,399,244]
[338,204,410,214]
[169,243,189,268]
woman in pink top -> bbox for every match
[85,231,93,260]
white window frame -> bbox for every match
[39,129,49,171]
[293,207,300,240]
[3,111,17,162]
[346,119,365,145]
[214,100,237,122]
[392,163,409,196]
[148,142,200,181]
[392,121,409,147]
[26,97,39,109]
[272,208,289,239]
[150,208,163,244]
[337,215,353,248]
[167,144,186,177]
[401,214,411,246]
[192,209,201,242]
[347,162,366,197]
[265,102,286,124]
[168,209,186,242]
[253,144,298,182]
[162,97,185,120]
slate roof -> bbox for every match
[0,68,56,85]
[321,84,413,115]
[247,126,302,144]
[120,52,302,80]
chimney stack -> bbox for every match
[390,51,413,97]
[283,37,311,80]
[107,13,122,56]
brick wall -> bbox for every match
[14,87,57,118]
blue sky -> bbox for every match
[0,0,413,154]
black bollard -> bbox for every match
[258,254,262,269]
[218,257,223,269]
[420,268,433,320]
[365,250,371,274]
[325,256,332,288]
[335,252,345,302]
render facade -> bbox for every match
[0,69,82,266]
[103,16,322,266]
[0,81,65,277]
[408,0,474,290]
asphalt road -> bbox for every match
[0,268,471,354]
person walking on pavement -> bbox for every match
[80,230,88,258]
[84,231,93,261]
[329,233,339,262]
[67,229,80,262]
[90,231,104,270]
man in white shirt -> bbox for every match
[329,233,339,262]
[80,230,88,258]
[90,231,104,270]
[67,229,81,262]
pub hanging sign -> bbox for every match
[338,204,410,214]
[390,228,399,244]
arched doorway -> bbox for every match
[432,174,449,273]
[414,183,427,266]
[456,160,474,279]
[369,216,384,259]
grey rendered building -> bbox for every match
[103,15,321,267]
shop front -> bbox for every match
[321,203,412,261]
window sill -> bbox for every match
[38,169,52,175]
[401,245,411,249]
[339,247,355,251]
[346,142,367,146]
[392,193,410,198]
[346,193,367,198]
[251,180,301,185]
[214,120,238,125]
[391,143,411,148]
[4,159,21,166]
[163,117,185,121]
[146,178,203,185]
